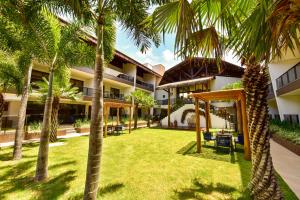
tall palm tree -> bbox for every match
[47,1,167,198]
[149,0,300,198]
[35,67,81,142]
[33,12,95,181]
[0,1,40,160]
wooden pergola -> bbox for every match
[103,101,133,137]
[190,89,251,160]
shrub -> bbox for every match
[270,119,300,145]
[28,121,42,132]
[74,118,90,128]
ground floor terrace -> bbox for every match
[0,128,297,200]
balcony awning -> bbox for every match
[156,76,214,90]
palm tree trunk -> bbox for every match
[0,93,4,132]
[243,60,283,199]
[35,63,55,181]
[50,97,60,143]
[84,10,104,199]
[13,63,33,160]
[134,103,138,129]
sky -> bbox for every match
[115,26,241,70]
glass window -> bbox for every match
[282,73,288,86]
[276,78,282,88]
[296,63,300,79]
[288,68,296,82]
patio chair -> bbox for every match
[234,134,244,149]
[114,125,124,135]
[203,132,216,146]
[216,135,233,152]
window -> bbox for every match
[274,114,280,121]
[162,95,165,99]
[284,114,299,124]
[110,88,120,98]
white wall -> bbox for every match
[161,104,228,129]
[268,50,300,121]
[210,76,242,91]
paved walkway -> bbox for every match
[270,139,300,198]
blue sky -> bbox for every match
[116,26,240,70]
[116,27,182,70]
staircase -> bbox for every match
[59,125,77,135]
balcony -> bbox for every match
[267,83,275,99]
[136,80,154,91]
[104,68,134,86]
[276,63,300,96]
[80,87,126,102]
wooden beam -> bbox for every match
[129,106,132,134]
[240,95,251,160]
[104,106,109,137]
[117,107,120,126]
[195,98,201,153]
[236,101,243,133]
[168,89,171,128]
[205,101,210,133]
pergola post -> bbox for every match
[117,107,120,126]
[104,106,109,137]
[240,94,251,160]
[129,106,132,133]
[167,89,171,128]
[195,98,201,153]
[205,101,210,133]
[236,101,243,133]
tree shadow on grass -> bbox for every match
[177,141,237,163]
[173,178,249,200]
[0,160,77,200]
[69,182,125,200]
[36,170,77,200]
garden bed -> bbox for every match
[75,127,90,133]
[272,134,300,156]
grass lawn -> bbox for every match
[0,128,297,200]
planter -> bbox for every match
[57,129,67,136]
[25,131,41,140]
[75,127,90,133]
[272,134,300,156]
[0,132,17,143]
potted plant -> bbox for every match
[74,118,90,133]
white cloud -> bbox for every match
[162,49,175,62]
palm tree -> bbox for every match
[149,0,300,198]
[35,67,81,142]
[0,2,39,160]
[45,1,167,198]
[33,12,95,181]
[0,51,23,132]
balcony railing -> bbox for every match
[267,83,275,99]
[276,62,300,89]
[80,87,125,101]
[117,74,134,82]
[136,80,154,91]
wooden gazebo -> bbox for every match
[190,89,251,160]
[103,101,133,137]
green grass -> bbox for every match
[0,128,297,200]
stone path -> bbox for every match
[270,139,300,199]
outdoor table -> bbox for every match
[216,132,233,151]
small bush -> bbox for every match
[74,118,90,128]
[28,121,42,132]
[270,119,300,145]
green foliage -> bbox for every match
[270,120,300,145]
[172,98,185,112]
[222,80,243,90]
[34,67,82,101]
[130,90,155,108]
[28,121,42,132]
[74,118,90,128]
